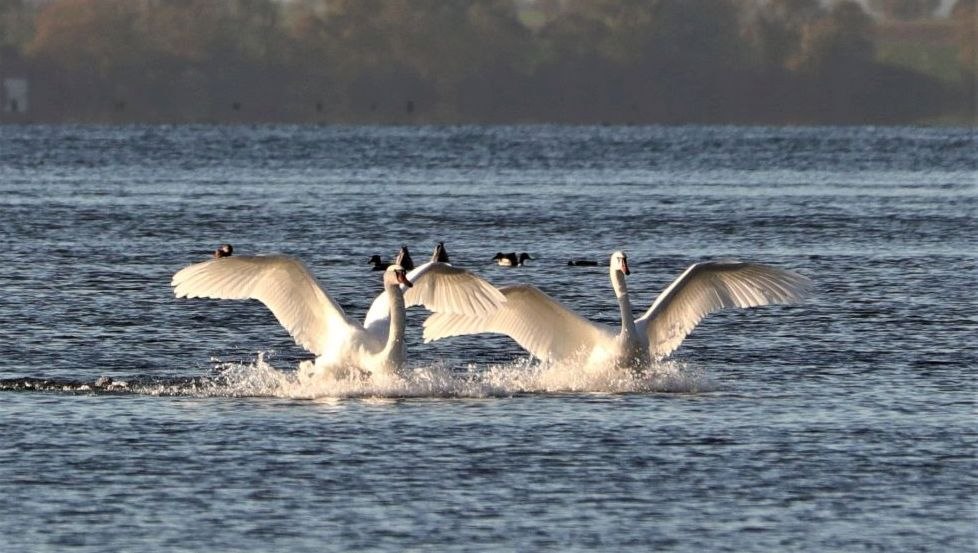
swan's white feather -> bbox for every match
[363,261,506,340]
[635,261,812,358]
[423,284,614,362]
[425,254,810,367]
[171,255,359,356]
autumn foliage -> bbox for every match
[0,0,970,123]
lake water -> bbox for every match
[0,125,975,552]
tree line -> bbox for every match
[0,0,974,124]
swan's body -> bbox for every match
[172,255,504,380]
[493,252,532,267]
[424,251,811,369]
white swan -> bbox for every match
[423,251,811,368]
[171,255,505,380]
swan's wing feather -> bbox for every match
[423,284,612,362]
[171,255,359,355]
[635,261,812,358]
[362,262,506,339]
[403,262,506,316]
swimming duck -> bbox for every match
[369,246,414,272]
[431,241,450,263]
[213,244,233,258]
[492,252,533,267]
[368,255,390,271]
[395,245,415,271]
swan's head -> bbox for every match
[385,264,413,287]
[213,243,233,258]
[610,251,630,276]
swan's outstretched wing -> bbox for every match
[403,262,506,315]
[423,284,614,362]
[635,261,812,358]
[171,255,360,356]
[362,262,506,340]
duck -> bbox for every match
[423,251,811,369]
[395,245,415,271]
[213,244,233,258]
[492,252,533,267]
[368,246,415,272]
[431,241,450,263]
[172,255,505,380]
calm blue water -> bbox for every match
[0,125,975,552]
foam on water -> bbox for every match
[0,352,717,399]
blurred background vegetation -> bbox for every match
[0,0,973,124]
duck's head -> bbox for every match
[213,243,233,258]
[368,254,383,264]
[610,250,630,276]
[385,264,413,287]
[518,253,533,263]
[492,252,505,261]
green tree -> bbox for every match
[745,0,824,69]
[542,0,656,64]
[952,0,976,121]
[28,0,147,77]
[795,0,874,75]
[286,0,530,120]
[868,0,941,20]
[952,0,976,76]
[0,0,37,53]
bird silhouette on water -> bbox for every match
[214,244,233,258]
[431,242,450,263]
[493,252,533,267]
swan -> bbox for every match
[368,245,414,271]
[171,255,505,380]
[493,252,533,267]
[424,251,811,369]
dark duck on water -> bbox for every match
[493,252,533,267]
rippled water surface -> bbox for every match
[1,125,975,552]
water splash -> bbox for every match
[0,352,716,399]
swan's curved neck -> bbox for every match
[382,284,407,362]
[611,270,637,338]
